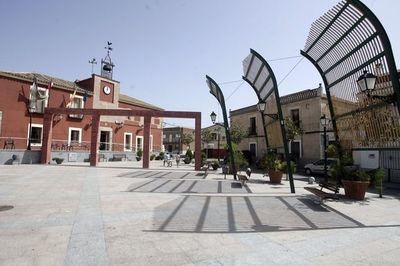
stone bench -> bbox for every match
[112,154,127,161]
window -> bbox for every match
[163,134,166,139]
[124,133,132,151]
[30,86,48,113]
[168,134,172,142]
[291,109,300,128]
[27,123,43,146]
[211,133,217,140]
[249,117,257,135]
[136,136,143,151]
[150,135,153,152]
[69,95,84,119]
[68,127,82,145]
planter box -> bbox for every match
[342,180,369,200]
[268,170,283,184]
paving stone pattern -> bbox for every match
[150,195,361,233]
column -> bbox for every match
[142,115,151,169]
[41,113,54,164]
[90,114,100,166]
[194,113,201,171]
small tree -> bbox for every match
[201,129,214,146]
[181,132,194,149]
[285,117,304,141]
[185,149,193,160]
[230,124,247,144]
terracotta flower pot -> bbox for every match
[342,180,370,200]
[268,170,283,184]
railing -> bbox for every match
[0,137,162,153]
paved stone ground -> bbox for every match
[0,161,399,265]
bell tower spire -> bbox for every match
[101,41,114,79]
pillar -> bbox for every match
[90,114,100,166]
[41,113,54,164]
[194,113,201,171]
[142,115,151,169]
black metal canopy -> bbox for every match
[301,0,400,150]
[242,49,295,193]
[206,75,237,180]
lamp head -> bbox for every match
[257,102,266,112]
[210,111,217,124]
[357,70,377,94]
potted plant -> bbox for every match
[136,148,143,161]
[184,149,193,164]
[211,161,220,170]
[341,169,370,200]
[366,168,384,198]
[52,157,64,164]
[262,152,284,183]
[329,152,370,200]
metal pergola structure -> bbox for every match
[301,0,400,152]
[206,75,237,180]
[242,49,295,194]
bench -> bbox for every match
[112,154,127,161]
[304,182,340,203]
[3,138,15,149]
[237,174,248,186]
[98,153,106,162]
[201,164,209,176]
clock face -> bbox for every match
[103,86,111,95]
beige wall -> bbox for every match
[230,92,334,163]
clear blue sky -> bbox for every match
[1,0,399,128]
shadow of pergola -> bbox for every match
[144,195,399,234]
[126,178,252,194]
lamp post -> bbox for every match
[320,114,330,182]
[27,79,38,150]
[27,106,35,150]
[210,112,221,163]
[357,70,377,97]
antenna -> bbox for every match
[88,58,97,74]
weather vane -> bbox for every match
[88,58,97,74]
[105,41,113,55]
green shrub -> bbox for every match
[211,161,220,170]
[136,148,143,158]
[185,149,193,161]
[52,157,64,164]
[201,152,207,165]
[150,154,156,161]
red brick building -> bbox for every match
[0,70,164,156]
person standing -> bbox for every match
[175,153,180,168]
[163,153,168,166]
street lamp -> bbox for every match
[210,111,221,163]
[210,111,217,124]
[357,70,397,104]
[257,101,279,120]
[27,78,39,150]
[357,70,377,96]
[320,114,330,182]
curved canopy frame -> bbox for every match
[242,49,295,193]
[301,0,400,150]
[206,75,237,180]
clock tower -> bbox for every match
[90,41,120,109]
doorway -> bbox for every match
[100,131,111,151]
[249,143,257,165]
